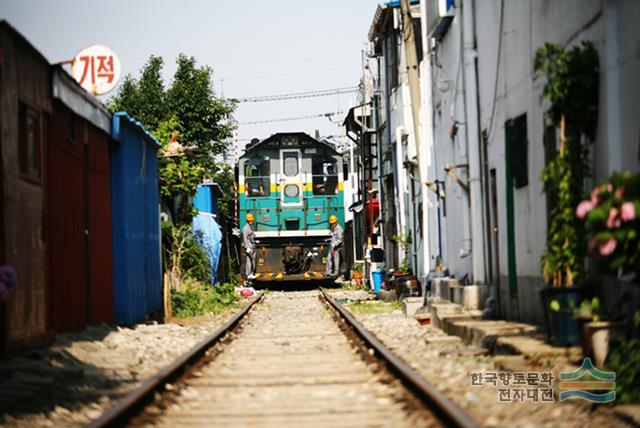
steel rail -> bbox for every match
[87,292,263,428]
[320,289,480,428]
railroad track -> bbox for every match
[89,290,478,428]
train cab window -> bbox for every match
[283,153,299,177]
[312,157,339,196]
[244,160,270,197]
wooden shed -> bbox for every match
[0,21,51,352]
[47,67,114,332]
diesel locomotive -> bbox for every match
[237,132,345,282]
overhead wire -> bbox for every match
[238,111,343,125]
[232,86,359,103]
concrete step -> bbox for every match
[494,335,582,360]
[401,297,423,317]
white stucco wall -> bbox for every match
[471,0,639,322]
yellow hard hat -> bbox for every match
[329,215,338,224]
[246,213,255,222]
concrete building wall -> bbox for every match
[367,0,638,324]
[472,0,639,323]
[425,11,475,281]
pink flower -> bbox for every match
[614,187,625,199]
[621,202,636,222]
[606,207,621,229]
[588,239,598,253]
[590,187,600,206]
[576,200,593,219]
[599,238,617,256]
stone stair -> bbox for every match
[428,277,582,361]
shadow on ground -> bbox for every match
[253,279,339,291]
[0,325,136,422]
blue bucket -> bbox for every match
[372,270,385,293]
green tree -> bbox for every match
[167,54,235,172]
[109,54,236,224]
[210,163,235,216]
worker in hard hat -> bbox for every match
[243,213,257,280]
[325,215,343,278]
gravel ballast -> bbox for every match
[332,289,633,428]
[0,309,244,427]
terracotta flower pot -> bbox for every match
[582,321,625,367]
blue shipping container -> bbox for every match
[194,183,223,215]
[110,112,162,324]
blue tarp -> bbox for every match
[193,213,223,285]
[110,112,162,324]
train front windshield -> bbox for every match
[312,158,338,196]
[244,159,270,197]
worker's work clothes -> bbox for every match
[325,223,343,277]
[242,222,256,277]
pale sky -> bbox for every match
[0,0,382,157]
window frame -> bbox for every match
[243,158,271,198]
[283,152,299,177]
[18,102,42,183]
[312,157,339,197]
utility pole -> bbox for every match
[401,0,432,278]
[400,0,422,164]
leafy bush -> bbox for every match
[171,278,238,318]
[606,336,640,403]
[225,258,241,287]
[535,41,599,287]
[162,222,212,284]
[181,231,212,283]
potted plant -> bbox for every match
[572,297,609,367]
[575,172,640,366]
[391,233,420,298]
[535,41,599,346]
[351,262,364,286]
[392,233,412,277]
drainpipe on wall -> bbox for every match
[461,0,486,284]
[402,0,433,283]
[395,126,408,264]
[605,0,621,172]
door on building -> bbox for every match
[48,108,86,332]
[504,114,529,301]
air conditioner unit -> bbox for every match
[427,0,454,43]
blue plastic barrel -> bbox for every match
[372,270,385,293]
